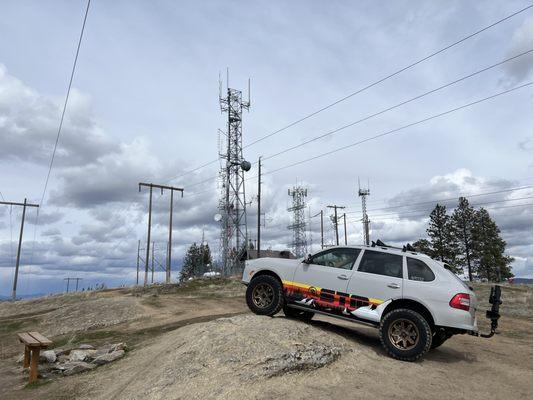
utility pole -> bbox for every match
[311,210,324,249]
[139,183,183,286]
[151,242,155,284]
[343,213,347,245]
[257,156,262,259]
[358,179,371,246]
[327,205,345,246]
[63,277,82,293]
[1,199,40,301]
[136,239,140,285]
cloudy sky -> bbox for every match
[1,0,533,296]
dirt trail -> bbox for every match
[1,281,532,399]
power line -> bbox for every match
[369,201,533,222]
[349,195,533,221]
[39,0,91,207]
[262,49,533,163]
[346,184,533,215]
[188,47,532,192]
[262,81,533,178]
[162,4,533,183]
[28,0,91,294]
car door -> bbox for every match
[290,247,361,307]
[347,249,404,308]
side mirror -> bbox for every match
[302,254,312,264]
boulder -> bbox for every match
[93,350,125,365]
[62,361,96,376]
[40,350,57,363]
[93,345,113,358]
[69,349,97,362]
[78,344,95,350]
[111,343,127,352]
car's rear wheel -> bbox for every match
[283,304,314,321]
[379,308,432,362]
[246,275,284,316]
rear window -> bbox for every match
[407,258,435,282]
[358,250,403,278]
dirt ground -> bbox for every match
[0,279,532,399]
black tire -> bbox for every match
[430,328,449,349]
[379,308,432,362]
[246,275,284,316]
[283,304,314,322]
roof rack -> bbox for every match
[371,239,417,253]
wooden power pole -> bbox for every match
[327,205,345,246]
[312,210,324,249]
[1,199,39,301]
[343,213,347,245]
[256,157,262,259]
[139,183,183,286]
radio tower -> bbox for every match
[218,74,251,275]
[288,186,308,258]
[358,179,370,246]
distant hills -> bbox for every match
[512,278,533,285]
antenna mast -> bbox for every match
[218,72,251,275]
[288,186,308,258]
[358,178,371,246]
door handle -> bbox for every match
[337,274,349,280]
[387,283,401,289]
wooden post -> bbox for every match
[29,348,40,383]
[23,346,30,368]
[343,213,347,245]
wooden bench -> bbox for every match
[17,331,53,384]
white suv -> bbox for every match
[242,243,500,361]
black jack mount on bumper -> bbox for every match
[471,285,502,338]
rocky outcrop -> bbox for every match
[20,343,127,378]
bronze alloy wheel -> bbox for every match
[251,282,274,309]
[388,318,420,351]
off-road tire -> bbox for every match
[246,275,284,316]
[283,304,314,322]
[430,328,449,349]
[379,308,432,362]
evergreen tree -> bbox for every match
[412,239,432,257]
[451,197,476,281]
[427,204,459,273]
[180,243,199,282]
[471,208,514,282]
[199,242,213,273]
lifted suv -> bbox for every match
[242,244,501,361]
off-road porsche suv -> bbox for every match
[242,243,501,361]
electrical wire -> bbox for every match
[262,81,533,178]
[262,49,533,163]
[163,4,533,183]
[27,0,91,293]
[345,184,533,215]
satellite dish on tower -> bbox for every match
[214,213,222,222]
[240,160,252,172]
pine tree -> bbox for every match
[471,208,514,282]
[412,239,432,257]
[180,243,199,282]
[427,204,459,273]
[451,197,476,281]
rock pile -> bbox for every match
[21,343,127,378]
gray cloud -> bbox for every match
[503,16,533,82]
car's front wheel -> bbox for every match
[283,304,314,321]
[379,308,432,362]
[245,275,284,316]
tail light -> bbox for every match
[450,293,470,311]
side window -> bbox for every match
[310,248,361,270]
[358,250,403,278]
[407,258,435,282]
